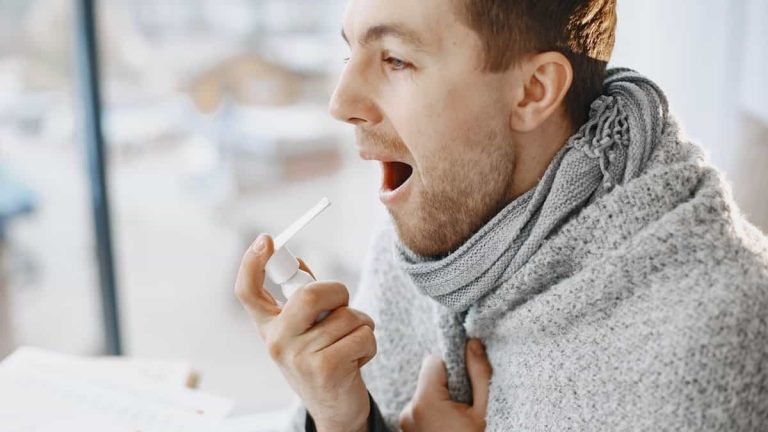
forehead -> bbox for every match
[342,0,463,49]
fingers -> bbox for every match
[466,339,492,415]
[321,324,377,367]
[302,307,375,353]
[399,403,416,432]
[414,355,450,401]
[278,281,350,336]
[234,234,281,325]
[401,356,449,431]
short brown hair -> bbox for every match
[456,0,617,126]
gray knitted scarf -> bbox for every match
[395,68,669,403]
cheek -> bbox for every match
[421,91,507,175]
[378,81,448,162]
[379,75,507,184]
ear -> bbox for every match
[509,52,573,132]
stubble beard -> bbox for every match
[361,128,515,258]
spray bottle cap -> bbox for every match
[265,197,331,285]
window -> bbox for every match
[1,0,382,412]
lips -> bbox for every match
[377,160,414,206]
[382,161,414,193]
[358,148,415,206]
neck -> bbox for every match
[508,111,575,200]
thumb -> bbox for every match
[234,234,281,325]
[466,339,492,415]
[414,355,450,401]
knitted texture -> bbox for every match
[288,70,768,431]
[349,70,768,431]
[396,69,667,403]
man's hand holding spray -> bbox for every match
[235,198,376,432]
[235,197,492,432]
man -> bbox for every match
[236,0,768,430]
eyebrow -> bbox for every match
[341,23,426,48]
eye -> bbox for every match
[383,56,412,71]
[343,56,351,64]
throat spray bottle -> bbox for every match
[265,198,331,318]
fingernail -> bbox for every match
[250,235,266,253]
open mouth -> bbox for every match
[382,161,414,193]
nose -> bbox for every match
[328,60,383,126]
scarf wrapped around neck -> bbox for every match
[394,68,670,403]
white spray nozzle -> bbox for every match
[274,197,331,250]
[266,197,331,286]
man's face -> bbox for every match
[331,0,519,257]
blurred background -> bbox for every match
[0,0,765,416]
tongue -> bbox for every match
[384,161,413,191]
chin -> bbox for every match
[390,191,505,259]
[390,209,456,258]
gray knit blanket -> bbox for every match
[287,69,768,431]
[395,68,669,406]
[341,69,768,431]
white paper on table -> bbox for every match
[0,349,234,432]
[2,346,197,389]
